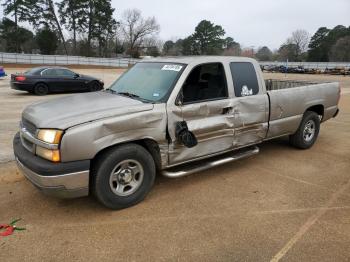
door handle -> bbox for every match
[222,106,233,114]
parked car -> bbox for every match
[0,66,6,78]
[14,57,340,209]
[10,66,104,95]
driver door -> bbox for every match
[167,63,235,165]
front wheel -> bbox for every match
[92,144,156,209]
[289,111,320,149]
[89,81,101,92]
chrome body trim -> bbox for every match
[162,146,259,178]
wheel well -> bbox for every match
[92,139,162,170]
[306,105,324,118]
[35,82,48,88]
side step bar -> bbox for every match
[162,146,259,178]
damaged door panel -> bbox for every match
[231,95,269,147]
[168,99,235,164]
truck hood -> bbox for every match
[22,91,154,129]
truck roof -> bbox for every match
[141,56,257,65]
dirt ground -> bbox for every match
[0,67,350,261]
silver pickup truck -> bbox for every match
[14,57,340,209]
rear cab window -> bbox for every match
[230,62,260,97]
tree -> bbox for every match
[91,0,117,57]
[57,0,87,54]
[35,26,58,54]
[121,9,160,58]
[307,27,330,61]
[163,40,174,55]
[0,17,34,52]
[290,30,310,54]
[222,37,241,56]
[307,25,350,62]
[192,20,225,55]
[278,43,298,61]
[255,46,272,61]
[329,36,350,62]
[162,39,184,56]
[1,0,32,52]
[182,36,198,55]
[284,29,310,61]
[23,0,68,54]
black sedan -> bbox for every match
[11,67,104,95]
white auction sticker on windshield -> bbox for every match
[161,65,183,72]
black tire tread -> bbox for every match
[92,143,156,210]
[289,111,320,149]
[33,83,49,96]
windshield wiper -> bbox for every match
[105,89,153,103]
[117,91,140,99]
[104,88,117,93]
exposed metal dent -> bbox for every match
[60,104,168,163]
[162,146,259,178]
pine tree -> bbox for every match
[1,0,32,52]
[57,0,87,54]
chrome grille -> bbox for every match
[22,118,36,136]
[20,133,35,153]
[20,118,37,153]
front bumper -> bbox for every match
[14,133,90,198]
[333,108,339,118]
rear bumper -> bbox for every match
[11,82,33,92]
[13,132,90,198]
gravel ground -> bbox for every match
[0,68,349,261]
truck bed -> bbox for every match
[265,79,320,91]
[264,79,340,139]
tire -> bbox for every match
[89,81,101,92]
[92,143,156,210]
[289,111,320,149]
[33,83,49,96]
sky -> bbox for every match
[1,0,349,50]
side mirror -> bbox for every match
[176,90,184,106]
[74,73,80,78]
[175,121,197,148]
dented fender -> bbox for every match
[60,104,169,167]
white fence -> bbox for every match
[0,52,139,68]
[1,52,350,70]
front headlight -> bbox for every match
[36,146,60,162]
[37,129,63,144]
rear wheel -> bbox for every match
[33,83,49,95]
[289,111,320,149]
[92,144,156,209]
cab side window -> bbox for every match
[41,69,57,76]
[230,62,259,97]
[56,69,75,77]
[181,63,228,104]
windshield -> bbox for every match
[109,62,185,102]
